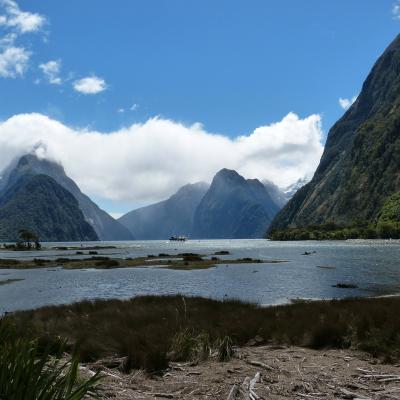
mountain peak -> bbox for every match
[0,153,133,240]
[0,173,98,241]
[175,181,209,195]
[213,169,246,187]
[192,169,280,239]
[18,153,60,166]
[16,153,65,176]
[215,168,241,178]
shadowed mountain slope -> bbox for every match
[0,173,98,241]
[192,169,280,239]
[119,182,209,239]
[270,35,400,232]
[0,154,133,240]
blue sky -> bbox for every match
[0,0,398,135]
[0,0,399,216]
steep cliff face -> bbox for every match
[0,174,98,242]
[119,182,209,239]
[270,35,400,231]
[192,169,280,239]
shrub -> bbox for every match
[55,258,71,263]
[33,258,51,266]
[94,259,120,268]
[182,254,203,262]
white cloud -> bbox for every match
[0,1,46,80]
[0,2,106,90]
[117,108,125,113]
[130,103,139,111]
[73,76,107,94]
[0,46,30,77]
[39,60,62,84]
[0,0,45,33]
[0,112,324,204]
[0,32,17,47]
[339,95,357,110]
[393,1,400,19]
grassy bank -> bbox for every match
[269,220,400,240]
[8,295,400,373]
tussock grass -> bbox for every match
[217,336,234,361]
[8,295,400,373]
[0,320,101,399]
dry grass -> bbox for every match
[8,295,400,373]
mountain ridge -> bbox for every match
[269,34,400,232]
[0,154,133,241]
[119,182,209,239]
[120,169,284,239]
[0,173,98,242]
[192,169,280,239]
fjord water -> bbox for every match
[0,239,400,313]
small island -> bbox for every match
[0,252,286,271]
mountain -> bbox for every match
[262,179,308,209]
[0,173,98,242]
[282,178,308,200]
[263,180,290,208]
[119,182,209,239]
[269,35,400,232]
[0,154,133,240]
[192,169,280,239]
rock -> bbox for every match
[333,283,358,289]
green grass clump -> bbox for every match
[0,321,101,400]
[217,336,234,361]
[169,329,212,362]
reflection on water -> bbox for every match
[0,239,400,312]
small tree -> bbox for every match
[18,230,39,250]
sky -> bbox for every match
[0,0,399,218]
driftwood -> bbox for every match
[249,372,261,400]
[359,373,400,382]
[337,388,371,400]
[79,365,123,381]
[78,365,96,377]
[153,394,174,399]
[227,384,240,400]
[78,346,400,399]
[226,372,262,400]
[246,360,274,371]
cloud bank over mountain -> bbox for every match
[0,112,323,204]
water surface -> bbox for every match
[0,239,399,313]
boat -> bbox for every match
[169,236,187,242]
